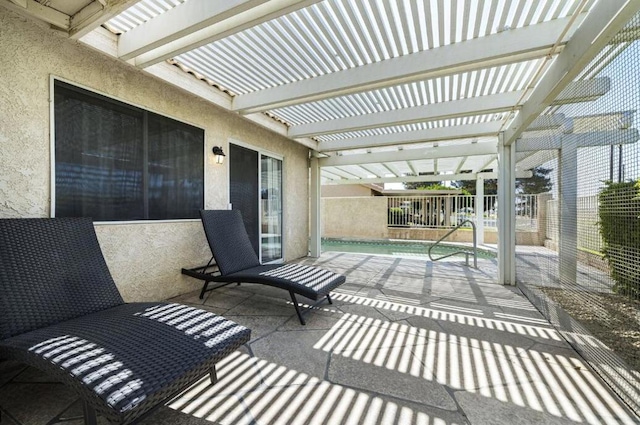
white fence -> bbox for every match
[387,194,538,230]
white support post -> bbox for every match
[476,176,485,245]
[497,134,516,285]
[309,156,322,257]
[510,142,516,285]
[559,138,578,286]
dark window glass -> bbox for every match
[148,113,204,219]
[54,81,204,221]
[229,144,259,255]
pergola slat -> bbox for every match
[232,15,582,114]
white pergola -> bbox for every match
[4,0,640,284]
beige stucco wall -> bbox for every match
[322,197,388,239]
[321,185,373,198]
[323,195,544,245]
[0,9,309,302]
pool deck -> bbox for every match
[0,251,637,425]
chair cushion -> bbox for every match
[0,218,124,339]
[0,302,250,424]
[200,210,261,275]
[216,263,346,300]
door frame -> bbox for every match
[228,139,285,264]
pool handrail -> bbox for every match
[428,219,477,268]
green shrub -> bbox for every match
[598,180,640,298]
[415,183,471,195]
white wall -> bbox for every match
[0,9,310,301]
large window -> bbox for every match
[54,80,204,221]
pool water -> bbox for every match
[321,238,496,259]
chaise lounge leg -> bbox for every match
[210,365,218,385]
[199,281,210,300]
[326,294,333,304]
[82,401,97,425]
[289,291,306,325]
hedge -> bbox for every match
[598,180,640,298]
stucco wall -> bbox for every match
[321,185,373,198]
[323,195,544,245]
[322,197,388,239]
[0,9,309,302]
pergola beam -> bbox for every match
[70,0,142,40]
[1,0,142,39]
[233,15,583,114]
[119,0,266,60]
[290,91,523,138]
[318,121,502,152]
[382,163,400,177]
[322,171,532,185]
[473,157,497,173]
[319,142,497,167]
[324,167,363,180]
[526,114,567,131]
[613,22,640,43]
[407,161,419,176]
[69,2,105,38]
[314,78,607,152]
[516,150,558,171]
[119,0,321,68]
[455,157,468,173]
[2,0,69,29]
[504,0,640,145]
[516,129,639,152]
[320,169,345,181]
[550,77,610,105]
[572,110,635,131]
[358,164,383,178]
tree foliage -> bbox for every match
[518,167,553,194]
[598,180,640,298]
[453,179,498,195]
[403,175,470,194]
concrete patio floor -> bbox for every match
[0,252,638,425]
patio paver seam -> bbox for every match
[316,377,465,415]
[0,406,21,425]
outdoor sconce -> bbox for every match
[212,146,226,164]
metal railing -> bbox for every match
[428,219,477,268]
[387,194,539,231]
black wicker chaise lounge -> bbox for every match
[0,218,251,425]
[181,209,346,325]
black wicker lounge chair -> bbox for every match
[0,218,250,425]
[181,210,346,325]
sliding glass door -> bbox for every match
[261,155,282,262]
[229,143,283,263]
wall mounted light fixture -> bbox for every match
[212,146,226,164]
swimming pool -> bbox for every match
[321,238,496,260]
